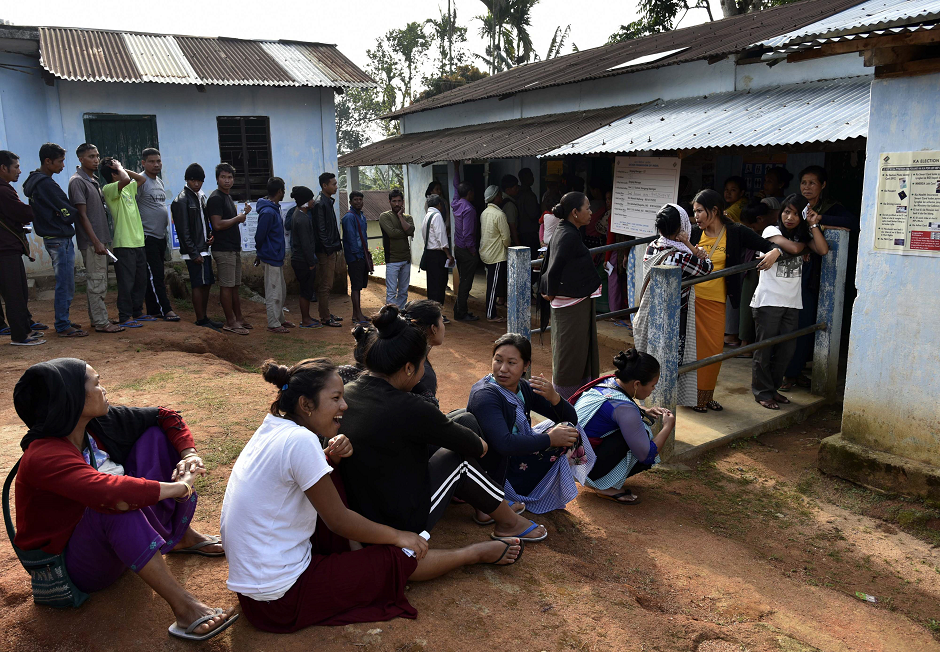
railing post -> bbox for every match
[812,229,850,396]
[646,265,681,460]
[628,246,642,311]
[507,246,532,338]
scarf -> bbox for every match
[658,203,693,254]
[14,358,88,451]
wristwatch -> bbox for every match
[809,223,819,230]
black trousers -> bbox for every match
[426,409,505,530]
[424,249,448,306]
[144,236,173,317]
[114,246,148,322]
[453,246,478,319]
[752,306,800,401]
[0,254,32,341]
[484,261,506,319]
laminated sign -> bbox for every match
[611,156,680,237]
[874,151,940,256]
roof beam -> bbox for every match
[786,29,940,63]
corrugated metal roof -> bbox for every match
[36,27,374,88]
[338,191,387,221]
[338,106,642,167]
[760,0,940,49]
[384,0,865,119]
[543,78,871,156]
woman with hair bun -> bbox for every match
[571,349,674,504]
[538,191,603,400]
[222,354,524,633]
[633,203,713,407]
[340,305,543,543]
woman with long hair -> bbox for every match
[538,191,603,400]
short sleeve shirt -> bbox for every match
[136,175,169,238]
[103,180,145,249]
[751,226,804,310]
[206,190,241,252]
[68,168,111,249]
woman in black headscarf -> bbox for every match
[10,358,237,641]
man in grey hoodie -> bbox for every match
[23,143,86,338]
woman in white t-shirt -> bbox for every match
[221,358,523,633]
[750,194,829,409]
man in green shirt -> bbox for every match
[100,157,152,327]
[378,189,415,309]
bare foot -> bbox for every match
[175,599,237,636]
[474,502,525,522]
[173,528,224,555]
[475,539,522,565]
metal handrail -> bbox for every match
[530,235,656,268]
[681,251,799,288]
[677,322,827,374]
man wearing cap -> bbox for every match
[479,185,510,322]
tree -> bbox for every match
[426,3,469,76]
[476,0,513,74]
[389,22,431,104]
[335,87,383,155]
[542,25,572,60]
[507,0,538,65]
[417,64,489,102]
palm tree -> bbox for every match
[426,3,468,76]
[507,0,538,65]
[476,0,512,74]
[544,25,571,59]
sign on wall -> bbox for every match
[169,201,296,252]
[874,151,940,256]
[611,156,681,237]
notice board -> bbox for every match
[874,151,940,256]
[611,156,681,237]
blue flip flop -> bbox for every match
[491,519,547,542]
[119,319,143,328]
[0,327,9,336]
[299,320,324,329]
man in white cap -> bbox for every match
[479,185,510,322]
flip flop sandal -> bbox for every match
[58,329,89,338]
[95,326,126,333]
[0,327,10,335]
[324,319,343,328]
[240,322,254,330]
[31,322,49,330]
[163,314,181,322]
[281,321,296,328]
[299,321,324,329]
[330,314,344,322]
[597,490,641,505]
[756,399,780,410]
[706,401,723,411]
[168,609,239,641]
[486,539,525,566]
[170,535,225,557]
[135,315,158,322]
[473,502,526,525]
[774,394,791,404]
[491,519,547,543]
[119,320,143,328]
[267,326,290,334]
[692,405,708,413]
[222,326,250,336]
[779,380,796,391]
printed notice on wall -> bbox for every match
[874,151,940,256]
[236,201,296,252]
[612,156,681,237]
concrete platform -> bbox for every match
[371,263,830,461]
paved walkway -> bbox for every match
[371,264,829,460]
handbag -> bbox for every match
[3,458,89,608]
[418,214,433,272]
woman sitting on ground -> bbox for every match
[633,204,713,407]
[339,305,544,543]
[11,358,235,642]
[570,350,674,505]
[221,358,522,633]
[467,333,592,525]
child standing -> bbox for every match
[751,193,829,409]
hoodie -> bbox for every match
[254,198,285,266]
[23,171,76,239]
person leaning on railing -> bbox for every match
[689,189,781,413]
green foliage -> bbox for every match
[426,5,469,77]
[417,65,490,102]
[389,22,432,104]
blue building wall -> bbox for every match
[0,51,339,274]
[842,72,940,467]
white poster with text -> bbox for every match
[611,156,681,237]
[874,151,940,256]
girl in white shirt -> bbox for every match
[221,357,522,632]
[750,194,829,409]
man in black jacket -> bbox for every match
[170,163,221,330]
[23,143,86,338]
[311,172,343,327]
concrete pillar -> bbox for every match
[812,228,849,396]
[646,265,681,460]
[507,246,532,338]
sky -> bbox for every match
[2,0,718,81]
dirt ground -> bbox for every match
[1,282,938,652]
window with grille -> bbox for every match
[216,117,273,201]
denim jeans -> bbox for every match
[44,237,75,333]
[385,261,410,309]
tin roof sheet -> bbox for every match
[36,27,373,88]
[384,0,865,119]
[337,105,642,167]
[543,78,871,156]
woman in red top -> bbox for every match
[12,358,237,642]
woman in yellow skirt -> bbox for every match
[689,190,781,413]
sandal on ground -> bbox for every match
[267,326,290,334]
[756,399,779,410]
[168,609,239,642]
[706,400,723,411]
[0,327,9,335]
[31,322,49,330]
[239,322,253,330]
[119,319,143,328]
[491,519,547,543]
[299,321,324,329]
[135,314,158,322]
[95,324,126,333]
[323,319,343,328]
[473,502,526,525]
[222,325,249,336]
[169,535,225,557]
[11,336,46,346]
[773,393,791,404]
[280,321,296,328]
[330,314,344,322]
[779,380,795,391]
[58,328,89,338]
[486,539,524,566]
[692,405,708,413]
[597,490,641,505]
[163,313,181,322]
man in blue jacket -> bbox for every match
[341,190,371,324]
[255,177,292,333]
[23,143,86,338]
